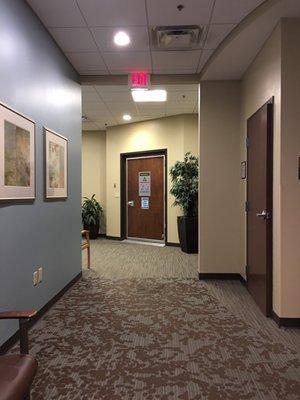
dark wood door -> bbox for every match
[247,99,273,316]
[127,156,164,241]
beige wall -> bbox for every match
[199,19,300,318]
[241,23,282,312]
[106,114,198,243]
[82,130,106,233]
[199,81,242,274]
[279,19,300,317]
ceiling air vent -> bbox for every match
[151,25,203,50]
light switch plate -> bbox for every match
[33,271,38,286]
[38,267,43,283]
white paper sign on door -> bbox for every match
[139,171,151,196]
[141,197,149,209]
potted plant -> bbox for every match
[170,152,198,253]
[82,194,103,240]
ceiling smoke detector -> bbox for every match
[151,25,203,50]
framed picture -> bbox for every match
[0,102,35,202]
[241,161,247,179]
[44,127,68,200]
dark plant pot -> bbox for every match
[177,216,198,254]
[84,223,99,240]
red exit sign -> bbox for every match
[129,72,150,89]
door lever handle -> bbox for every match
[256,210,270,219]
[128,200,134,207]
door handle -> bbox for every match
[128,200,134,207]
[256,210,270,219]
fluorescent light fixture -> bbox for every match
[131,89,167,102]
[123,114,132,121]
[114,31,130,46]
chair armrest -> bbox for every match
[0,311,37,354]
[0,310,37,320]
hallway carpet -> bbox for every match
[7,239,296,399]
[84,238,198,279]
[24,271,299,399]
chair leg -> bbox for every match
[23,391,30,400]
[87,246,91,269]
[19,319,29,355]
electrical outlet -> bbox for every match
[33,271,39,286]
[38,267,43,283]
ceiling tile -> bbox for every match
[82,85,97,93]
[49,28,97,52]
[204,24,236,49]
[152,84,198,92]
[105,102,137,113]
[76,0,147,26]
[95,117,117,127]
[27,0,86,27]
[136,103,166,113]
[212,0,265,24]
[166,103,195,111]
[103,52,151,73]
[66,52,107,71]
[83,101,108,112]
[146,0,214,25]
[82,84,199,128]
[98,91,133,102]
[85,109,113,119]
[91,26,150,52]
[95,85,131,93]
[167,90,198,102]
[197,49,214,72]
[153,69,198,74]
[115,118,139,126]
[82,122,101,130]
[152,50,201,72]
[113,109,139,117]
[82,87,100,102]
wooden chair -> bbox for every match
[0,310,38,400]
[81,230,91,268]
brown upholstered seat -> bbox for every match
[0,355,37,400]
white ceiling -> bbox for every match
[27,0,265,75]
[202,0,300,80]
[82,84,198,130]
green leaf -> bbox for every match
[169,152,199,217]
[82,194,103,227]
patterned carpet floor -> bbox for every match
[24,269,300,399]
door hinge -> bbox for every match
[161,233,165,239]
[245,201,250,212]
[246,137,250,147]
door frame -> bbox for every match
[246,97,274,317]
[120,149,168,242]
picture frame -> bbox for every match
[0,101,35,202]
[44,127,68,200]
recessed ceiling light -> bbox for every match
[114,31,130,46]
[123,114,132,121]
[131,89,167,102]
